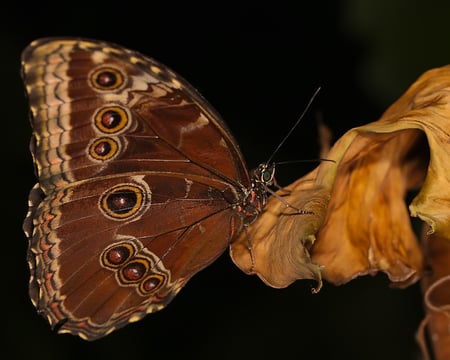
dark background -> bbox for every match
[4,1,450,359]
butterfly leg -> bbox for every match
[243,227,256,273]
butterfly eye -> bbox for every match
[262,169,273,183]
[99,184,147,220]
[90,66,125,90]
[260,165,275,185]
[94,106,129,134]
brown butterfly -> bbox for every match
[22,37,285,340]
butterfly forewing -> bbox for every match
[22,39,249,190]
[22,38,253,340]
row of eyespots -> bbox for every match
[88,67,129,161]
[91,65,167,296]
[101,241,166,296]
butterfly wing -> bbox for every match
[22,38,250,340]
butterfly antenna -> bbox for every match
[265,87,322,165]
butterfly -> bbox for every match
[21,37,285,340]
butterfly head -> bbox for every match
[252,163,276,188]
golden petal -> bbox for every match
[231,65,450,289]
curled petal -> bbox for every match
[231,65,450,289]
[230,169,326,289]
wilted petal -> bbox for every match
[230,169,326,289]
[231,64,450,289]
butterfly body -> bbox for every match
[22,38,268,340]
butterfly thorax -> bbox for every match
[235,163,275,225]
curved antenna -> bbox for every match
[265,87,322,165]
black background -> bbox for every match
[4,1,450,359]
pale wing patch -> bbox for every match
[178,113,209,147]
